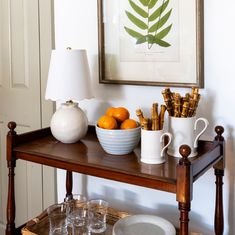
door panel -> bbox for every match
[0,0,41,127]
[0,0,55,230]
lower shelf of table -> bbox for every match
[20,206,130,235]
[20,223,180,235]
[21,223,113,235]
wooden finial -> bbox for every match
[179,145,191,165]
[7,122,17,137]
[8,122,16,130]
[7,122,16,135]
[214,126,224,141]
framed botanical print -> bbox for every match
[97,0,204,87]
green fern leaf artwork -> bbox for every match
[124,0,173,49]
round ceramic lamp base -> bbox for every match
[50,102,88,143]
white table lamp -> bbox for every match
[45,49,93,143]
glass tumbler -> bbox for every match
[65,194,87,235]
[87,199,109,233]
[47,203,68,235]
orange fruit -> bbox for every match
[112,107,130,122]
[105,107,116,117]
[120,119,138,129]
[97,115,118,129]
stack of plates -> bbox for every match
[113,215,176,235]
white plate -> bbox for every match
[112,214,176,235]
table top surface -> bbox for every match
[12,126,221,193]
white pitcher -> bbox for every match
[167,116,209,158]
[141,129,172,164]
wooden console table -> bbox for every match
[6,122,225,235]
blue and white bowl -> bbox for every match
[95,125,141,155]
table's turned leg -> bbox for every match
[66,170,73,199]
[214,168,224,235]
[6,160,16,235]
[214,126,225,235]
[176,145,192,235]
[178,202,191,235]
[6,122,17,235]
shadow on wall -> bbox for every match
[198,89,234,234]
[90,53,126,102]
[197,89,216,140]
[89,185,213,235]
[226,125,235,235]
[80,174,88,198]
[80,99,113,125]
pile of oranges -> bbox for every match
[97,107,138,130]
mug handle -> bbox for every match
[194,118,209,148]
[160,132,172,157]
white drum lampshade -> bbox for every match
[45,49,93,143]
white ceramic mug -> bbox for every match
[141,129,172,164]
[167,116,209,158]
